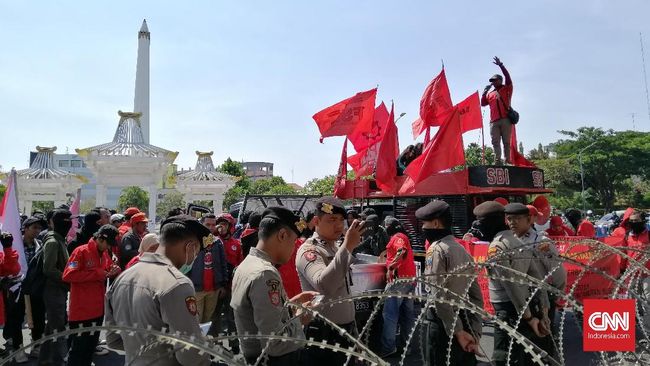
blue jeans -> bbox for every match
[381,282,416,353]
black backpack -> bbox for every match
[22,248,45,296]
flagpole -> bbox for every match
[481,109,486,165]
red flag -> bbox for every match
[333,139,348,197]
[348,102,389,152]
[411,69,453,138]
[313,88,377,142]
[376,103,399,194]
[509,125,536,167]
[456,92,482,133]
[348,146,378,177]
[424,127,431,147]
[405,109,465,184]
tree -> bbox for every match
[552,127,650,211]
[0,184,5,206]
[527,143,550,161]
[217,158,245,177]
[32,201,54,214]
[80,199,96,214]
[157,190,186,218]
[249,176,296,195]
[117,186,149,213]
[518,142,524,155]
[302,175,336,195]
[464,143,495,167]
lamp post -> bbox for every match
[578,141,597,212]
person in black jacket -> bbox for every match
[67,210,102,254]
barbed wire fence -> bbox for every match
[3,238,648,365]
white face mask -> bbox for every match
[179,242,198,275]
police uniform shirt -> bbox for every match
[296,232,355,325]
[425,235,483,337]
[104,252,210,366]
[487,230,550,315]
[230,247,305,359]
[519,228,567,292]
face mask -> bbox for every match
[179,242,198,274]
[630,221,646,235]
[422,228,452,243]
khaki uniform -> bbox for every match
[488,229,550,313]
[295,233,354,325]
[104,253,210,366]
[425,235,483,337]
[231,247,305,359]
[519,228,567,292]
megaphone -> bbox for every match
[532,195,551,225]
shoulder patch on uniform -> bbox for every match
[266,279,281,306]
[68,261,78,269]
[487,246,498,258]
[303,250,318,262]
[538,242,550,252]
[185,296,197,316]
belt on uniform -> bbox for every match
[306,319,357,339]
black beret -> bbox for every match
[316,197,346,216]
[96,224,120,246]
[365,214,379,225]
[261,206,304,236]
[504,203,529,215]
[22,216,47,229]
[473,201,505,218]
[415,200,450,221]
[161,214,211,248]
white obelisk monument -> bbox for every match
[134,19,150,144]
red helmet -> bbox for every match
[216,213,236,234]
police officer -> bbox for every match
[295,197,366,366]
[482,202,551,366]
[417,200,484,365]
[231,206,318,365]
[508,203,566,363]
[105,215,211,366]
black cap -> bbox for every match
[96,224,119,246]
[504,203,529,215]
[261,206,305,236]
[384,216,400,229]
[365,214,380,225]
[316,197,346,216]
[22,216,47,229]
[473,201,505,218]
[415,200,450,221]
[489,74,503,82]
[161,214,211,248]
[51,209,72,222]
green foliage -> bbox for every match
[32,201,54,214]
[527,143,550,161]
[217,158,245,177]
[117,186,149,213]
[249,176,296,195]
[552,127,650,211]
[0,184,5,206]
[302,175,336,195]
[464,143,495,167]
[80,199,96,214]
[157,190,186,217]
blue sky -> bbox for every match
[1,1,649,185]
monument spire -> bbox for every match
[134,19,150,143]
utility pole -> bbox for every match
[640,33,650,123]
[579,141,597,211]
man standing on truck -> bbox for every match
[296,197,366,365]
[481,56,513,165]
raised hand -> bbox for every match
[493,56,503,66]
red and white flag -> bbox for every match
[0,170,27,274]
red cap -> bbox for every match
[494,197,509,206]
[550,216,563,226]
[527,205,540,218]
[131,212,149,224]
[124,207,141,217]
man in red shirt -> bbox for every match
[481,56,513,165]
[565,209,596,237]
[63,225,121,366]
[380,217,416,358]
[546,216,575,237]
